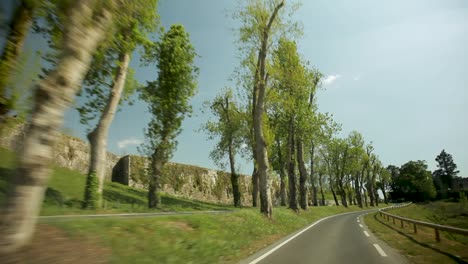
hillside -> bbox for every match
[0,148,230,215]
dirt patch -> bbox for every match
[163,221,194,232]
[2,224,111,264]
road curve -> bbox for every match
[239,209,408,264]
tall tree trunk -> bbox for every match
[368,178,375,206]
[382,183,388,204]
[363,189,368,207]
[251,166,258,207]
[340,187,348,208]
[0,1,35,123]
[318,173,325,206]
[252,0,284,218]
[228,139,241,207]
[296,136,308,210]
[310,144,318,206]
[348,189,353,206]
[0,0,112,256]
[149,141,167,208]
[83,51,130,208]
[354,174,362,208]
[287,118,297,210]
[275,138,287,206]
[331,184,339,206]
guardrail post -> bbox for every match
[392,217,395,224]
[401,219,404,228]
[413,224,417,234]
[435,228,440,242]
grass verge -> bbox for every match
[364,204,468,264]
[36,205,380,264]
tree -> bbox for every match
[0,0,37,124]
[433,149,459,193]
[140,24,198,208]
[270,37,309,210]
[80,0,159,209]
[346,131,366,208]
[203,89,244,207]
[0,0,114,257]
[391,160,436,202]
[236,0,286,217]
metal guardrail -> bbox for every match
[378,203,468,242]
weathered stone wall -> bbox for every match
[0,123,119,180]
[2,123,283,205]
[116,155,256,205]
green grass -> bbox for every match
[0,147,230,215]
[44,205,375,264]
[1,147,393,263]
[364,203,468,264]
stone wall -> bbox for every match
[0,123,120,180]
[117,155,256,205]
[1,123,283,205]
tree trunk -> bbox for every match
[275,138,286,206]
[83,51,130,208]
[0,0,112,256]
[296,137,308,210]
[340,187,348,208]
[368,179,375,207]
[251,166,258,207]
[354,174,362,208]
[348,190,353,206]
[0,1,34,123]
[331,184,339,206]
[149,145,165,208]
[318,173,325,206]
[287,118,297,210]
[252,0,284,218]
[363,189,368,207]
[228,139,241,207]
[382,183,388,204]
[310,144,318,206]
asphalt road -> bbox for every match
[240,210,408,264]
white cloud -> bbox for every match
[117,138,143,149]
[322,74,341,86]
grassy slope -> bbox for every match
[1,147,389,263]
[0,148,230,215]
[364,203,468,264]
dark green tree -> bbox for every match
[433,149,459,192]
[392,160,436,202]
[141,24,198,208]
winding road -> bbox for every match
[240,209,408,264]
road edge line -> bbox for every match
[247,210,370,264]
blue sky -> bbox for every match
[3,0,467,176]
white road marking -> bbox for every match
[359,224,363,228]
[247,211,363,264]
[364,231,370,237]
[373,244,388,257]
[357,220,360,223]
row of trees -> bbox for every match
[0,0,199,257]
[203,0,391,214]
